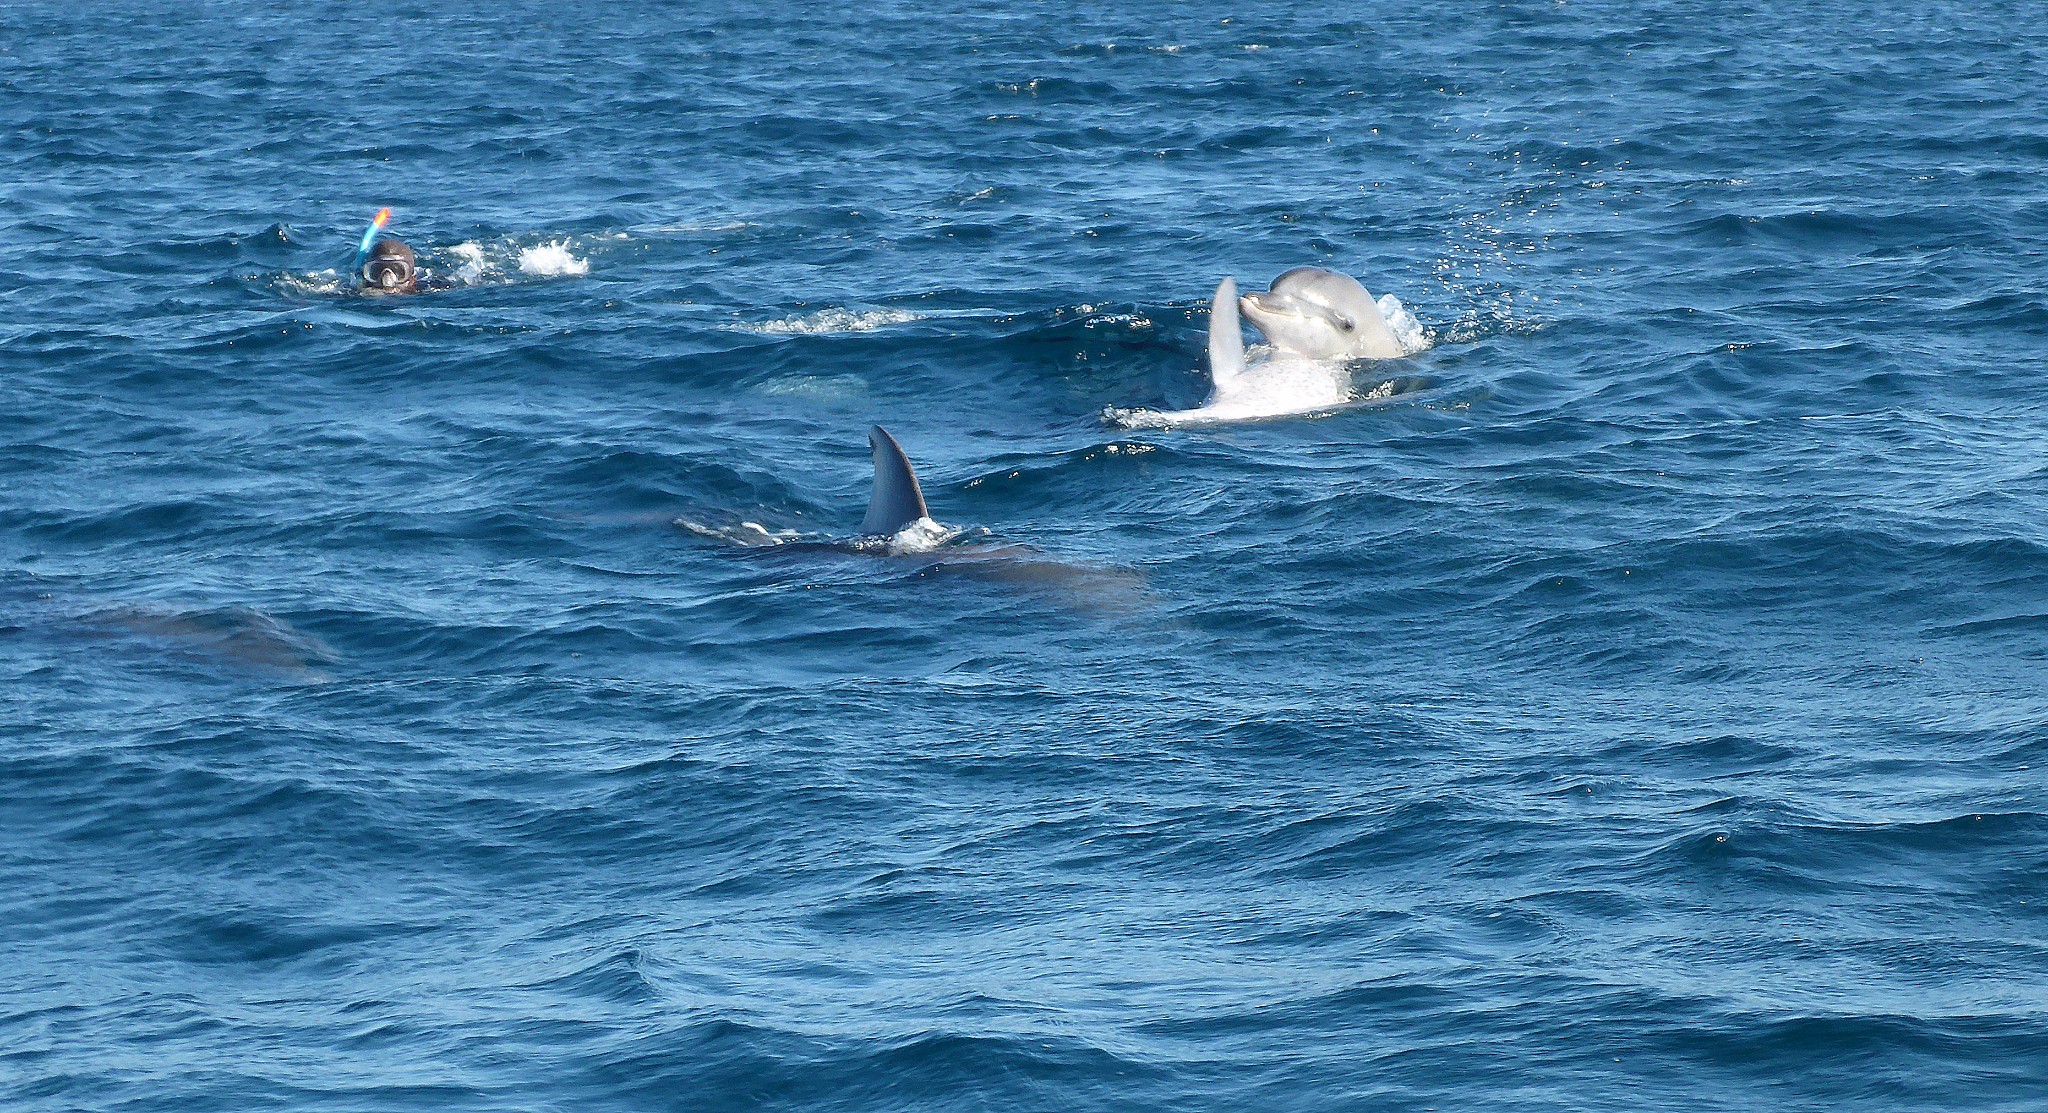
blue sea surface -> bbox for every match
[4,1,2047,1109]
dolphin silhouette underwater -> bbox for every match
[1109,266,1413,427]
[0,572,338,681]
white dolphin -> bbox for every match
[1111,267,1408,427]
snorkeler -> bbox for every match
[350,207,443,295]
[359,237,419,293]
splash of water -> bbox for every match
[517,239,591,277]
[1378,293,1434,355]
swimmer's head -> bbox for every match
[361,239,417,292]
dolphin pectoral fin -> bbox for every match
[861,425,930,536]
[1207,277,1247,387]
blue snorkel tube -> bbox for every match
[351,207,392,283]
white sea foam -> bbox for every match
[844,517,961,554]
[883,517,962,555]
[517,239,590,277]
[738,308,925,335]
[448,241,490,284]
[1101,406,1175,430]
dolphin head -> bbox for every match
[1238,267,1402,360]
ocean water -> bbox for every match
[4,1,2046,1109]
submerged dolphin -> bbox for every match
[678,427,1149,611]
[676,426,945,550]
[0,572,338,681]
[1111,266,1409,427]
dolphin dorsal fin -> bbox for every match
[861,426,930,536]
[1207,277,1247,386]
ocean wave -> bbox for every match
[734,307,928,335]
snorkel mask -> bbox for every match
[362,251,416,290]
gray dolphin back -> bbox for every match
[861,425,929,536]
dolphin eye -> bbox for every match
[1335,316,1355,332]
